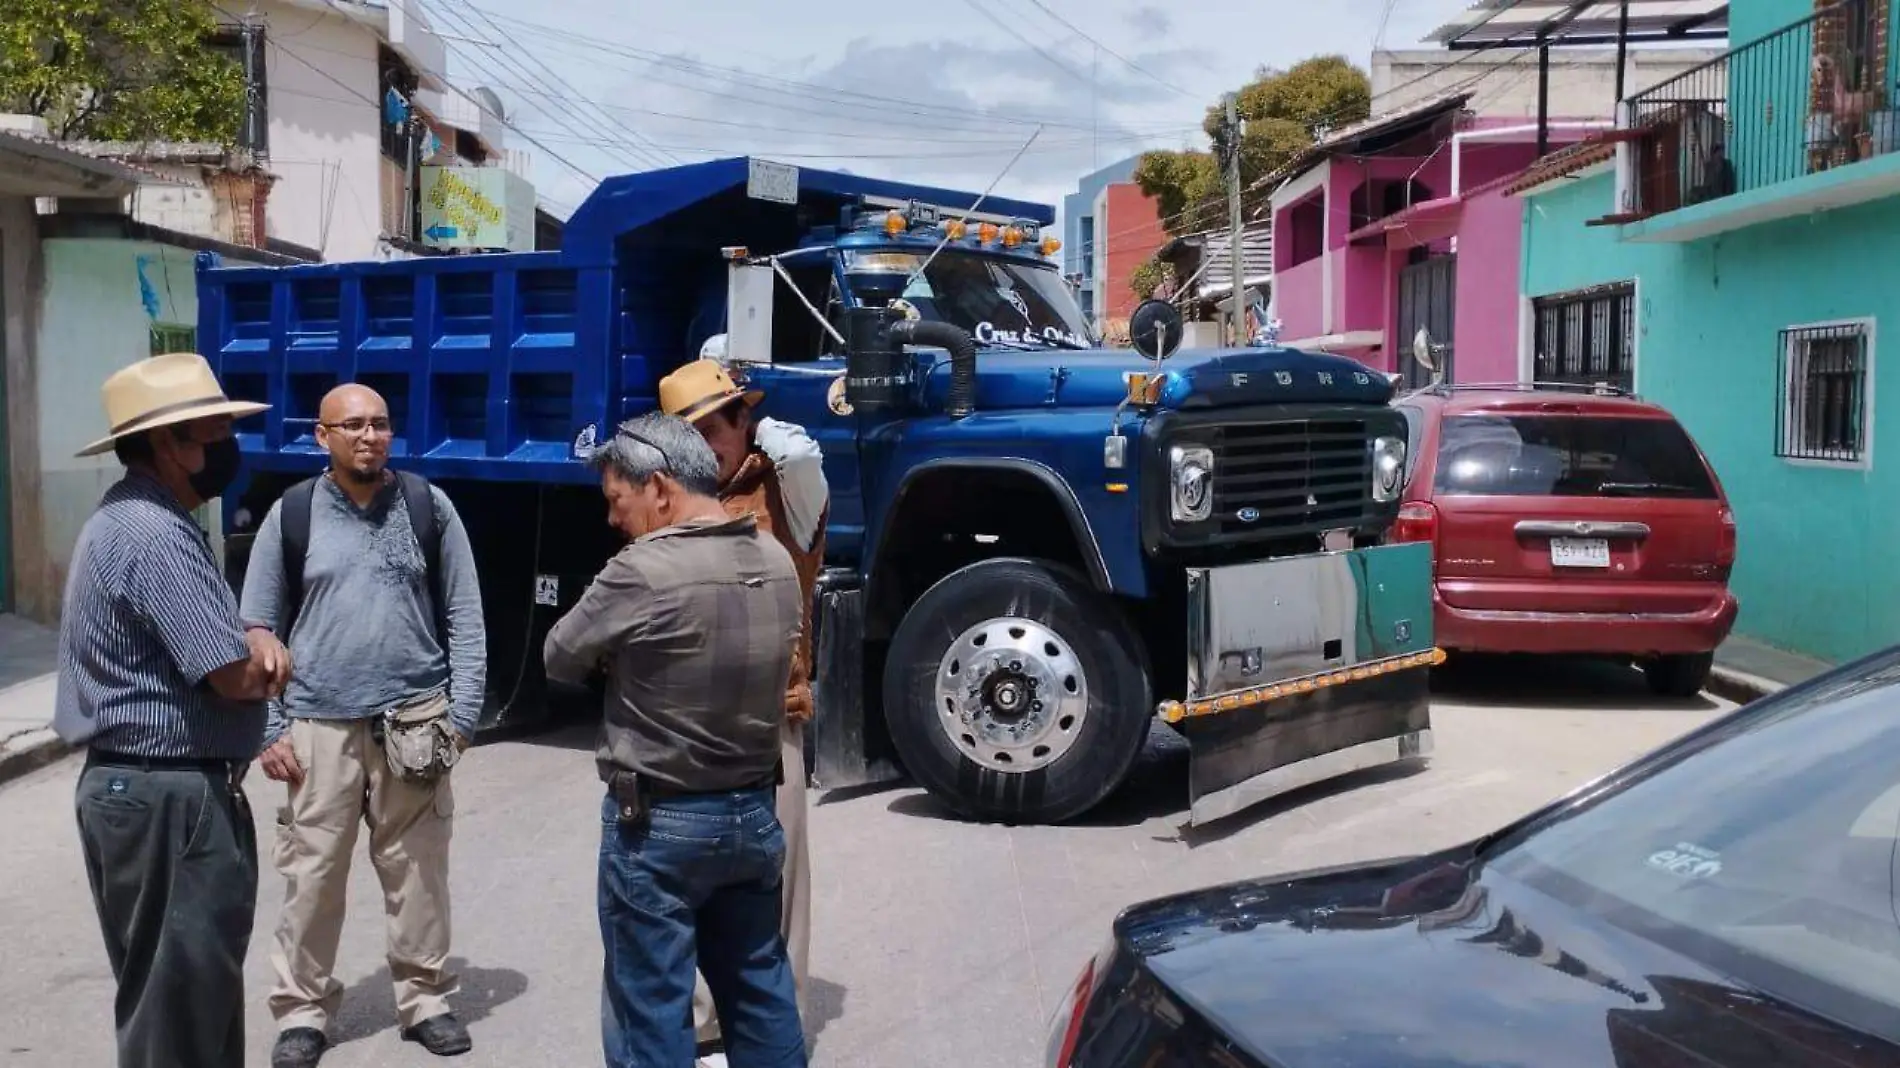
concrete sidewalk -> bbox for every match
[0,614,65,788]
[1707,633,1834,704]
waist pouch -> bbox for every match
[380,692,458,785]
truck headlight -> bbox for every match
[1371,436,1406,502]
[1169,444,1214,523]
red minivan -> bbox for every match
[1392,385,1738,696]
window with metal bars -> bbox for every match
[1778,321,1871,464]
[1532,283,1637,391]
[149,323,196,357]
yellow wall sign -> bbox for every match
[419,166,535,251]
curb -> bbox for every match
[1705,666,1784,706]
[0,729,73,789]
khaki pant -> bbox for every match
[693,718,810,1044]
[267,705,457,1033]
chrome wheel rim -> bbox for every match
[933,616,1089,773]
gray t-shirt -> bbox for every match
[239,474,486,743]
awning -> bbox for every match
[1345,195,1464,249]
[1427,0,1728,50]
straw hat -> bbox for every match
[658,359,763,424]
[77,352,270,458]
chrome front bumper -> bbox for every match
[1161,542,1441,826]
[1161,541,1439,722]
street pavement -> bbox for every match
[0,656,1730,1067]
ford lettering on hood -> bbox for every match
[924,346,1398,411]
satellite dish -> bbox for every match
[470,86,507,122]
[1412,326,1448,387]
[1129,299,1184,362]
[1412,326,1439,372]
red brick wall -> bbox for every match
[1100,182,1167,321]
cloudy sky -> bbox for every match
[433,0,1476,220]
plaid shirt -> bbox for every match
[544,513,801,792]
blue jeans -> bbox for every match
[597,788,805,1068]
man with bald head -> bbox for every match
[239,383,487,1067]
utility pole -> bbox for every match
[1224,93,1246,346]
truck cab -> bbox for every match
[199,157,1438,827]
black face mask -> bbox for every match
[187,437,243,500]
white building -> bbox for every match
[235,0,518,260]
[1370,48,1725,120]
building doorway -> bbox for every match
[1396,254,1456,389]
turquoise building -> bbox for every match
[1516,0,1900,665]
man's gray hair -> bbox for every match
[589,411,722,497]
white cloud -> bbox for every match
[453,0,1475,215]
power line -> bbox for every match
[1010,0,1197,99]
[424,0,679,167]
[471,4,1172,134]
[960,0,1097,89]
[515,126,1176,161]
[404,0,664,173]
[1374,0,1403,51]
[206,0,600,186]
[496,82,1201,145]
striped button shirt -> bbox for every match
[53,470,264,760]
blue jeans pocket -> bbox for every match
[646,810,723,848]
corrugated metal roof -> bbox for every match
[1198,226,1273,295]
[1500,135,1620,195]
[1427,0,1728,49]
[1252,89,1474,193]
[0,129,150,197]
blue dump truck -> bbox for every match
[198,156,1440,826]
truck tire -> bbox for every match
[882,558,1152,824]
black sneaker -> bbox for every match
[270,1027,328,1068]
[402,1012,473,1057]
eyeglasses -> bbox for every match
[615,427,676,469]
[320,418,393,437]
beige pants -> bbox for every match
[693,718,811,1044]
[267,705,457,1033]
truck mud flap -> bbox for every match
[809,575,903,791]
[1178,672,1432,826]
[1168,542,1439,827]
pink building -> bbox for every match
[1264,91,1604,385]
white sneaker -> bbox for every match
[696,1054,730,1068]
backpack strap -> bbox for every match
[278,476,321,637]
[394,470,449,644]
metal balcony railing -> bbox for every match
[1623,1,1898,217]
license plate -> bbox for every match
[1550,537,1611,568]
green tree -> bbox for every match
[1129,258,1175,301]
[0,0,244,141]
[1135,55,1371,238]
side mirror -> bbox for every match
[1129,299,1184,362]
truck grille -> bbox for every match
[1212,419,1371,536]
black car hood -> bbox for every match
[1110,850,1891,1068]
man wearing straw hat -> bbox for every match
[659,349,827,1067]
[55,352,292,1068]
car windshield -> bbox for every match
[843,249,1094,349]
[1434,414,1717,498]
[1487,654,1900,1043]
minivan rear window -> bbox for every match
[1434,414,1717,498]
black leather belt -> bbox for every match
[87,750,249,784]
[645,775,779,800]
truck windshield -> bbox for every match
[844,249,1094,350]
